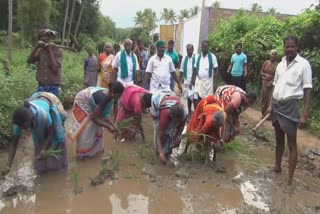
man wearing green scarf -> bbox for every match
[112,39,140,85]
[144,40,183,94]
[190,40,218,106]
[179,44,197,117]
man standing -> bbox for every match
[180,44,197,117]
[28,28,62,97]
[112,39,140,86]
[227,43,247,91]
[137,40,149,87]
[144,40,182,94]
[268,35,312,186]
[165,40,180,92]
[191,40,218,104]
[260,49,278,118]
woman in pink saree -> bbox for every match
[115,85,152,142]
[97,43,114,88]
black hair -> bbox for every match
[245,91,257,101]
[283,35,298,45]
[137,39,143,45]
[149,44,156,49]
[113,43,120,49]
[168,40,175,45]
[142,93,153,108]
[235,43,242,49]
[109,81,124,94]
[170,104,184,120]
[201,40,209,45]
[12,101,33,126]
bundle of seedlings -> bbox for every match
[90,150,120,186]
[180,131,217,163]
[115,116,140,141]
[38,144,63,159]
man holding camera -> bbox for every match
[28,28,62,97]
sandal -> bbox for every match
[311,148,320,156]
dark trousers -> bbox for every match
[231,76,246,91]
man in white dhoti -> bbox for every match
[190,40,218,106]
[144,40,183,94]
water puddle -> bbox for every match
[233,170,270,212]
[1,110,320,214]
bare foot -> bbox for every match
[270,166,282,173]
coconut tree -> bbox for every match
[143,8,157,30]
[178,9,189,20]
[212,1,221,8]
[134,11,144,27]
[267,7,277,15]
[189,5,200,16]
[161,8,176,24]
[7,0,13,67]
[62,0,70,45]
[251,3,262,13]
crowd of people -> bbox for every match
[1,28,313,186]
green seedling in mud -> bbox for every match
[123,174,140,180]
[90,150,120,186]
[136,144,152,159]
[116,117,140,138]
[39,145,63,159]
[71,170,83,195]
[223,139,244,152]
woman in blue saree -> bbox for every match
[1,92,68,176]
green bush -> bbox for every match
[0,47,85,140]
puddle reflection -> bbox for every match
[109,193,148,214]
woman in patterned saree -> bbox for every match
[68,82,124,158]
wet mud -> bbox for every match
[0,108,320,214]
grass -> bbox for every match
[40,145,64,159]
[136,144,152,159]
[116,116,140,138]
[90,150,120,186]
[0,46,85,140]
[70,170,82,194]
[223,139,244,152]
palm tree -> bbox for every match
[134,11,144,27]
[143,8,157,30]
[267,7,277,15]
[212,1,221,8]
[189,5,200,16]
[178,9,189,20]
[7,0,13,67]
[161,8,176,24]
[62,0,70,45]
[67,0,77,47]
[251,3,262,13]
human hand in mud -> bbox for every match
[1,166,10,178]
[159,152,166,164]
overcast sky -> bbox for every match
[100,0,318,28]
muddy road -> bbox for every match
[0,108,320,214]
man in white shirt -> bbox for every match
[180,44,198,117]
[190,40,218,106]
[267,35,312,186]
[112,39,140,86]
[144,40,182,94]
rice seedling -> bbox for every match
[40,145,63,159]
[70,170,82,194]
[136,144,152,159]
[90,150,120,186]
[115,116,141,141]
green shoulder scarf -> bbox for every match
[196,52,213,77]
[183,54,195,79]
[120,50,137,80]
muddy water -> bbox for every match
[1,110,320,214]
